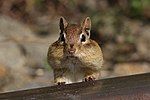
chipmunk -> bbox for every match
[47,17,103,85]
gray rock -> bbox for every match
[22,41,50,68]
[0,64,12,90]
[0,41,26,69]
[0,41,31,92]
[0,15,36,42]
[137,25,150,59]
[113,63,150,76]
[0,15,55,92]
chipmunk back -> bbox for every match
[47,17,103,84]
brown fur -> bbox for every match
[47,17,103,84]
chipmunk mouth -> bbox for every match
[68,48,76,55]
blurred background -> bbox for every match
[0,0,150,93]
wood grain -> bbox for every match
[0,73,150,100]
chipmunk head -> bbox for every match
[58,17,91,55]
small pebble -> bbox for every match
[35,69,44,76]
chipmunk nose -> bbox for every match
[68,44,76,54]
[70,44,74,48]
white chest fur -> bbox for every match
[63,57,84,82]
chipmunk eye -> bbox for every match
[80,34,86,42]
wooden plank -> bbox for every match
[0,73,150,100]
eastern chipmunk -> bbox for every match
[47,17,103,85]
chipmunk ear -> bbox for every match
[81,17,91,38]
[59,17,68,31]
[81,17,91,31]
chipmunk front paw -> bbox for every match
[84,76,96,82]
[57,82,66,85]
[54,77,68,85]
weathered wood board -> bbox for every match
[0,73,150,100]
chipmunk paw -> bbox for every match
[57,82,66,85]
[84,76,96,82]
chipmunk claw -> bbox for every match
[84,76,95,82]
[57,82,66,85]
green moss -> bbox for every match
[44,60,52,72]
[129,0,143,18]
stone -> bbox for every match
[0,41,31,92]
[137,25,150,59]
[0,64,11,89]
[114,63,150,76]
[35,68,44,76]
[0,15,36,42]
